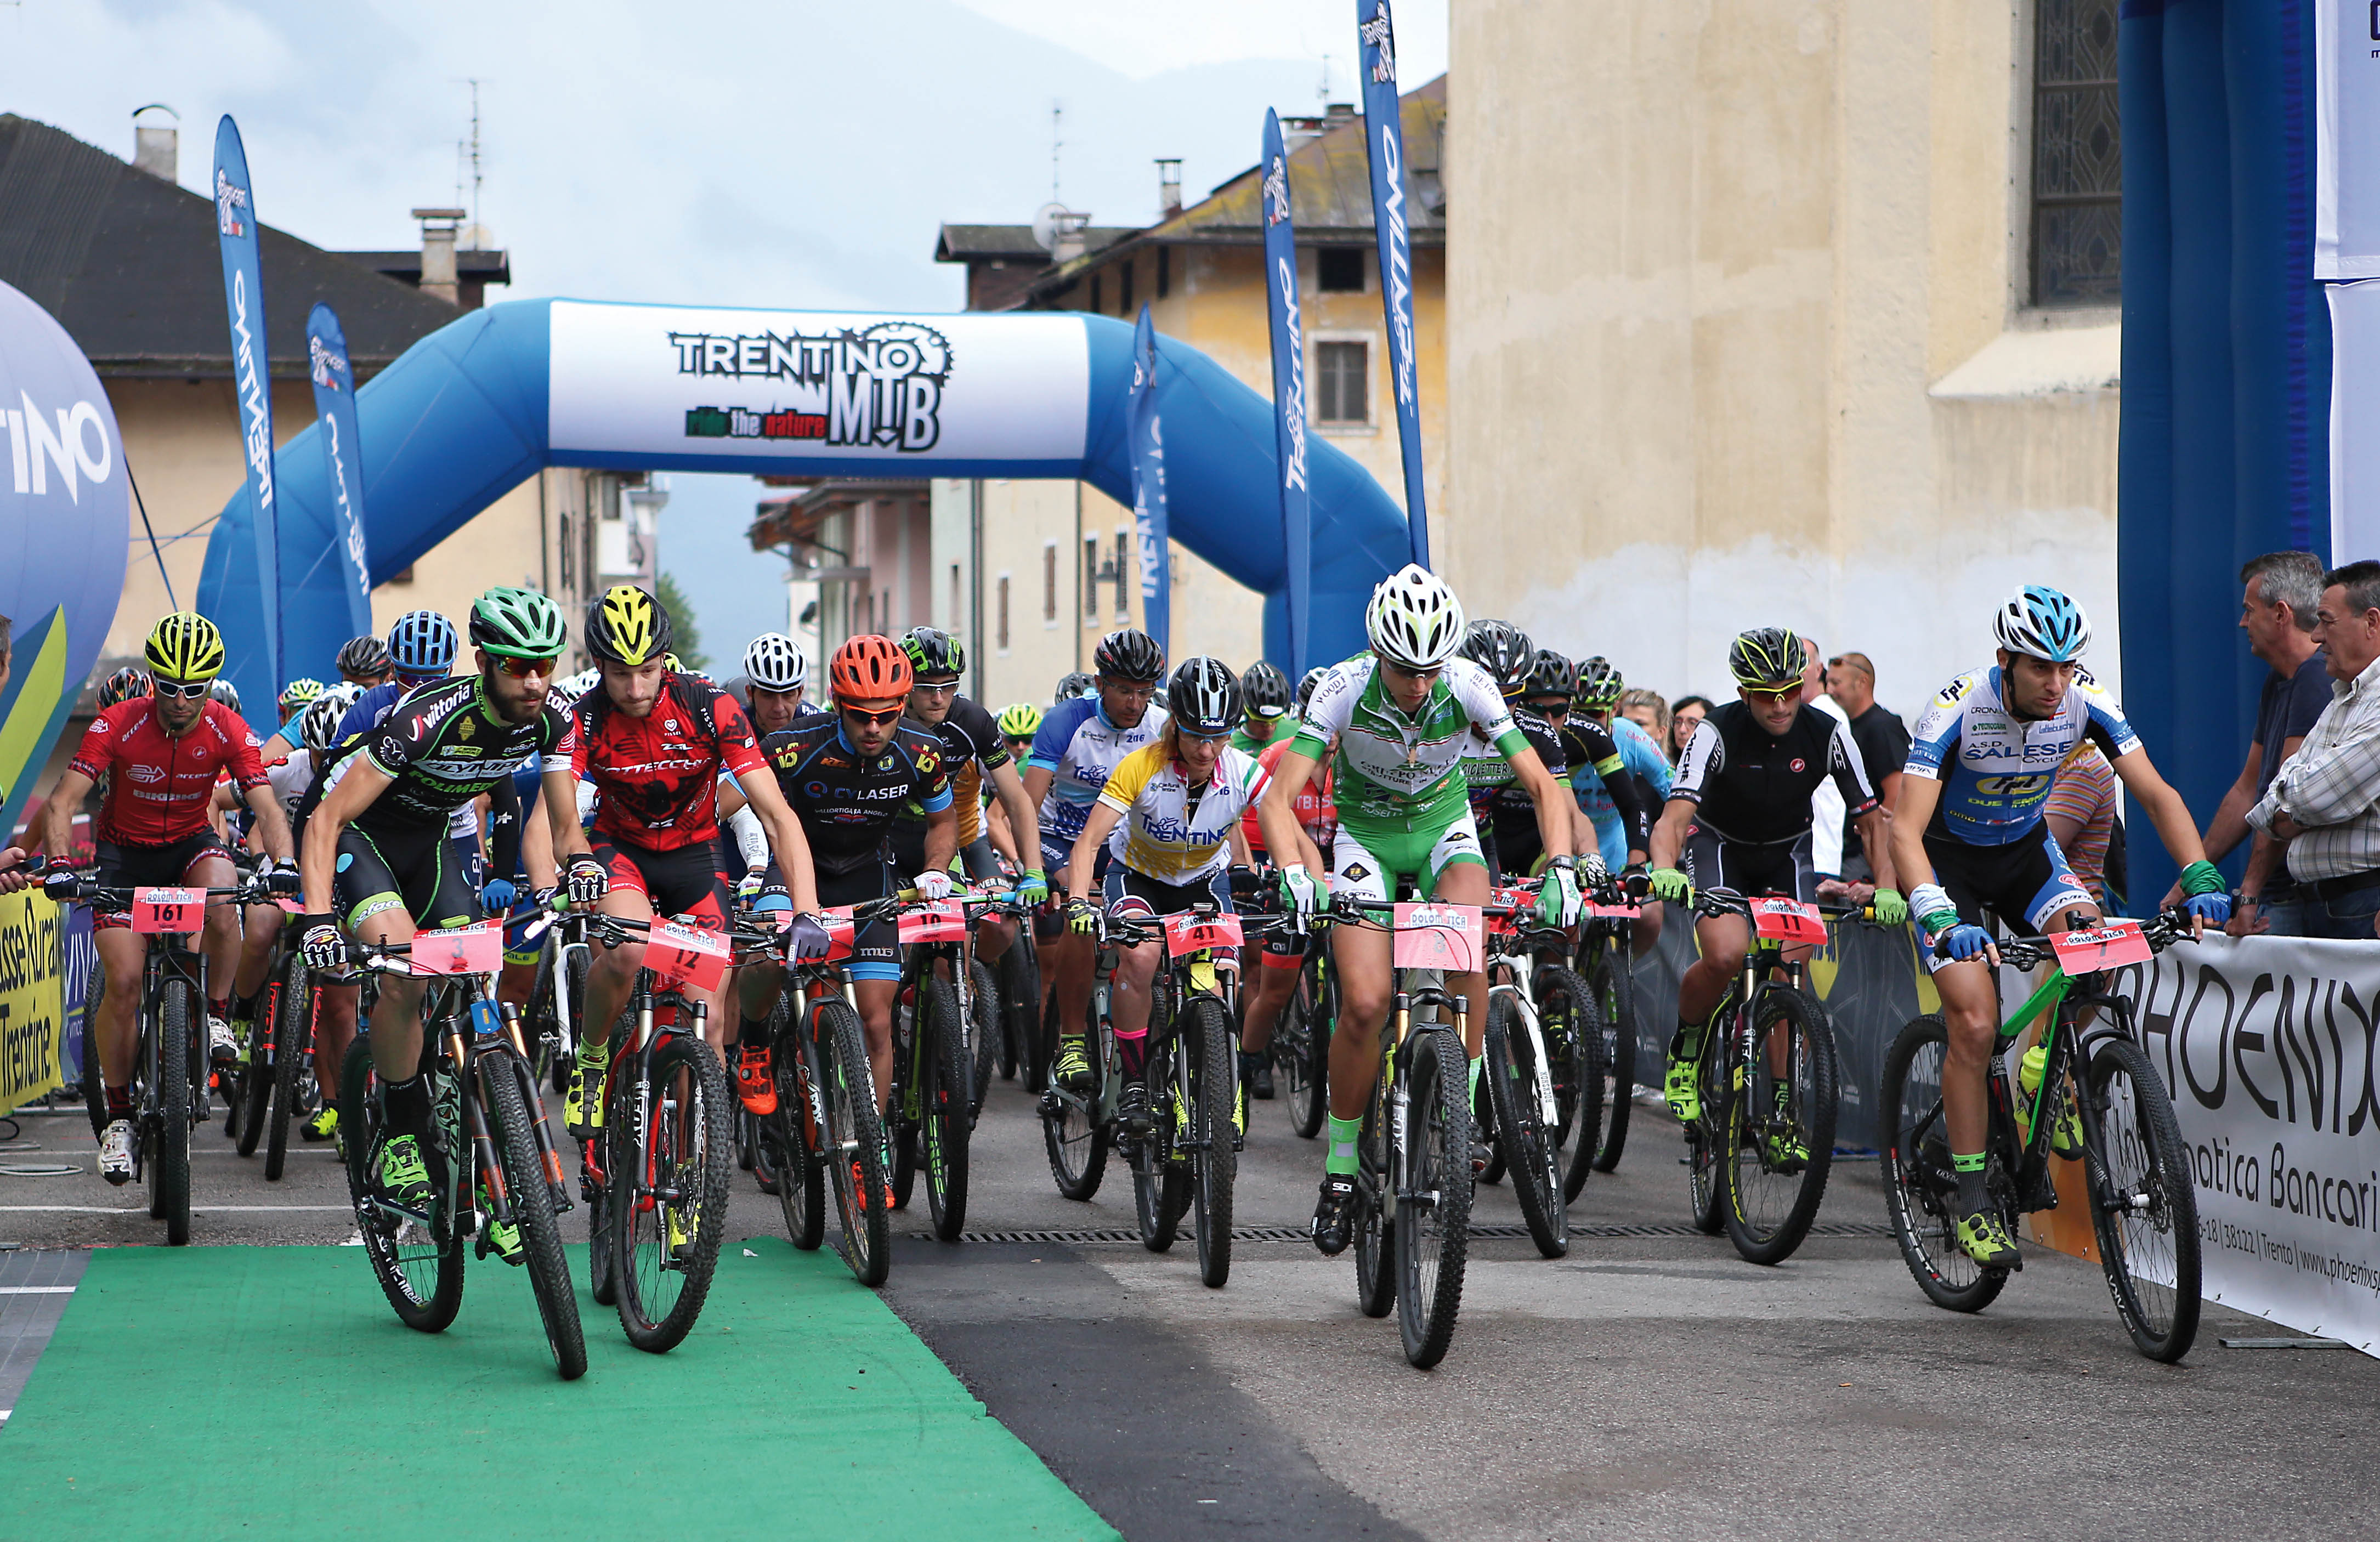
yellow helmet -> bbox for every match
[586,585,672,667]
[145,612,225,683]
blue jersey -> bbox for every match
[333,681,407,746]
[1579,716,1670,870]
[1027,695,1165,857]
[1903,665,2140,847]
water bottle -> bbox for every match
[2019,1043,2048,1099]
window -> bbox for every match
[997,573,1012,652]
[1084,536,1101,621]
[2031,0,2121,307]
[1156,247,1170,299]
[1090,274,1103,314]
[1315,340,1369,425]
[1317,247,1365,293]
[1118,258,1135,315]
[1113,530,1131,619]
[1043,541,1059,623]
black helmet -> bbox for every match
[586,585,673,667]
[1726,626,1803,689]
[1457,619,1535,698]
[1577,656,1623,710]
[1296,665,1330,713]
[336,635,390,680]
[1054,671,1096,706]
[1093,628,1165,683]
[900,627,967,683]
[1239,660,1291,719]
[1166,657,1242,736]
[1522,648,1577,701]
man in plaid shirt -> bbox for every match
[2249,559,2380,940]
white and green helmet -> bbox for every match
[469,586,569,660]
[1364,563,1466,670]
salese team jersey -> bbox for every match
[760,719,952,877]
[1289,656,1526,827]
[352,677,576,838]
[1573,716,1670,870]
[71,699,269,846]
[1903,665,2140,846]
[571,674,764,851]
[1028,695,1168,851]
[1096,741,1267,883]
[1669,700,1879,848]
[1241,735,1337,857]
[1459,705,1569,859]
[897,695,1011,848]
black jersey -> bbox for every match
[352,677,575,837]
[1556,717,1655,860]
[761,718,954,876]
[896,695,1011,847]
[1669,701,1879,848]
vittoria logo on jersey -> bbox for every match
[675,321,950,453]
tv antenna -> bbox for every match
[1050,100,1063,203]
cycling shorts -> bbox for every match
[1920,824,2094,974]
[1101,864,1233,919]
[335,826,480,933]
[1328,806,1485,905]
[1682,826,1817,905]
[590,834,729,933]
[1035,844,1111,942]
[92,834,233,932]
[760,858,902,982]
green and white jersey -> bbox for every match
[1289,655,1528,826]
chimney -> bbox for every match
[1051,209,1091,264]
[131,104,178,182]
[1279,115,1325,155]
[1155,158,1182,218]
[1324,101,1358,125]
[411,207,466,304]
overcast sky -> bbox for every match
[3,0,1447,656]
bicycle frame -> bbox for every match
[1484,942,1562,1133]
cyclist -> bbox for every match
[739,636,949,1115]
[888,627,1045,949]
[1256,565,1583,1253]
[1236,667,1339,1098]
[1572,654,1672,951]
[1515,649,1651,876]
[295,589,600,1231]
[37,613,294,1183]
[740,631,820,735]
[1454,621,1596,884]
[564,586,825,1127]
[1231,661,1293,756]
[1892,586,2228,1268]
[335,635,392,690]
[1030,630,1169,1095]
[1053,671,1097,707]
[986,702,1044,866]
[95,666,151,710]
[1644,627,1905,1147]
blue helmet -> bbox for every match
[387,610,458,677]
[1992,585,2091,663]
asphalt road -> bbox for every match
[5,1070,2377,1540]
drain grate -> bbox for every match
[919,1220,1894,1246]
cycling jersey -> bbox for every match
[1028,695,1166,863]
[1903,665,2140,847]
[898,695,1011,849]
[1229,724,1285,758]
[350,677,575,837]
[1460,706,1568,875]
[1241,736,1336,857]
[1563,715,1662,871]
[1669,701,1879,848]
[1096,741,1267,884]
[760,719,951,877]
[571,674,764,850]
[330,677,483,844]
[70,699,268,846]
[1290,656,1525,828]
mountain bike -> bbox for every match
[1679,887,1873,1265]
[1036,912,1123,1205]
[229,911,319,1181]
[1880,911,2201,1362]
[564,911,736,1354]
[1275,917,1335,1142]
[335,914,585,1380]
[1565,899,1641,1183]
[60,872,286,1245]
[889,886,1021,1238]
[1475,885,1579,1258]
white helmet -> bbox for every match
[1364,564,1466,670]
[552,667,600,706]
[744,632,808,692]
[297,682,365,753]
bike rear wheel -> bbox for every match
[1280,956,1330,1141]
[151,980,195,1244]
[966,959,999,1121]
[1586,937,1637,1173]
[921,975,973,1240]
[1187,997,1238,1288]
[2082,1034,2202,1362]
[770,999,824,1250]
[1396,1028,1473,1369]
[1353,1062,1395,1320]
[1878,1014,2008,1312]
[1685,1018,1729,1236]
[1534,962,1601,1200]
[610,1035,730,1353]
[263,962,310,1181]
[1487,994,1568,1258]
[341,1037,464,1331]
[815,997,891,1286]
[484,1051,585,1379]
[1720,987,1838,1265]
[1041,1020,1110,1203]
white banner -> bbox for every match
[2115,934,2380,1352]
[546,301,1089,464]
[2317,0,2380,280]
[2329,280,2380,562]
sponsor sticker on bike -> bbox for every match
[1164,911,1244,956]
[898,899,970,944]
[131,887,205,934]
[1392,903,1483,972]
[409,920,504,976]
[1484,887,1529,936]
[2048,918,2150,971]
[1750,897,1827,946]
[647,919,730,989]
[817,905,857,962]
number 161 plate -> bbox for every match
[131,887,204,935]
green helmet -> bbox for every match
[469,586,569,660]
[996,701,1043,739]
[900,626,967,682]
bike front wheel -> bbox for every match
[1586,938,1638,1173]
[263,962,311,1181]
[1878,1015,2008,1312]
[1396,1028,1474,1369]
[342,1036,464,1332]
[1486,994,1568,1258]
[2082,1034,2202,1362]
[815,997,891,1286]
[151,980,195,1244]
[609,1035,730,1353]
[1720,987,1838,1265]
[1187,997,1238,1288]
[771,999,824,1250]
[920,975,973,1240]
[485,1052,585,1379]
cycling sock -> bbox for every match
[208,996,230,1023]
[1668,1019,1702,1063]
[578,1038,611,1064]
[105,1084,132,1120]
[1953,1150,1988,1214]
[1115,1027,1147,1081]
[1467,1053,1483,1103]
[382,1074,432,1138]
[737,1015,770,1052]
[230,989,259,1023]
[1326,1114,1363,1176]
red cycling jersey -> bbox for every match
[1242,735,1336,858]
[571,675,767,851]
[70,699,268,846]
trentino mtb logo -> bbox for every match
[1263,154,1290,228]
[308,334,347,393]
[214,168,248,238]
[672,321,950,452]
[1361,0,1396,84]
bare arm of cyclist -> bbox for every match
[35,768,94,861]
[987,797,1019,865]
[716,776,749,822]
[984,758,1041,868]
[242,781,293,863]
[1646,794,1696,875]
[1851,804,1895,892]
[1021,764,1053,808]
[537,765,594,868]
[1888,774,1942,900]
[304,757,395,917]
[1504,743,1573,863]
[1255,745,1321,867]
[1065,800,1126,904]
[732,764,821,914]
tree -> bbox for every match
[655,571,710,670]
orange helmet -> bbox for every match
[829,634,914,705]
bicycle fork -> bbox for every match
[1492,982,1561,1131]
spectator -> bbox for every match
[1668,694,1714,767]
[2248,559,2380,940]
[1799,639,1856,883]
[2047,742,2120,908]
[1823,650,1911,884]
[1616,688,1669,748]
[2187,552,2329,936]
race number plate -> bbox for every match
[647,920,730,990]
[1484,888,1530,937]
[1589,900,1643,920]
[1392,903,1483,973]
[1750,897,1827,946]
[409,920,505,977]
[898,900,970,944]
[1164,911,1244,957]
[2049,919,2150,972]
[131,887,205,935]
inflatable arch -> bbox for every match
[198,299,1409,708]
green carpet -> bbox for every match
[0,1238,1115,1541]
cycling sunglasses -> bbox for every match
[492,654,560,679]
[1742,685,1800,706]
[154,677,211,700]
[841,704,905,727]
